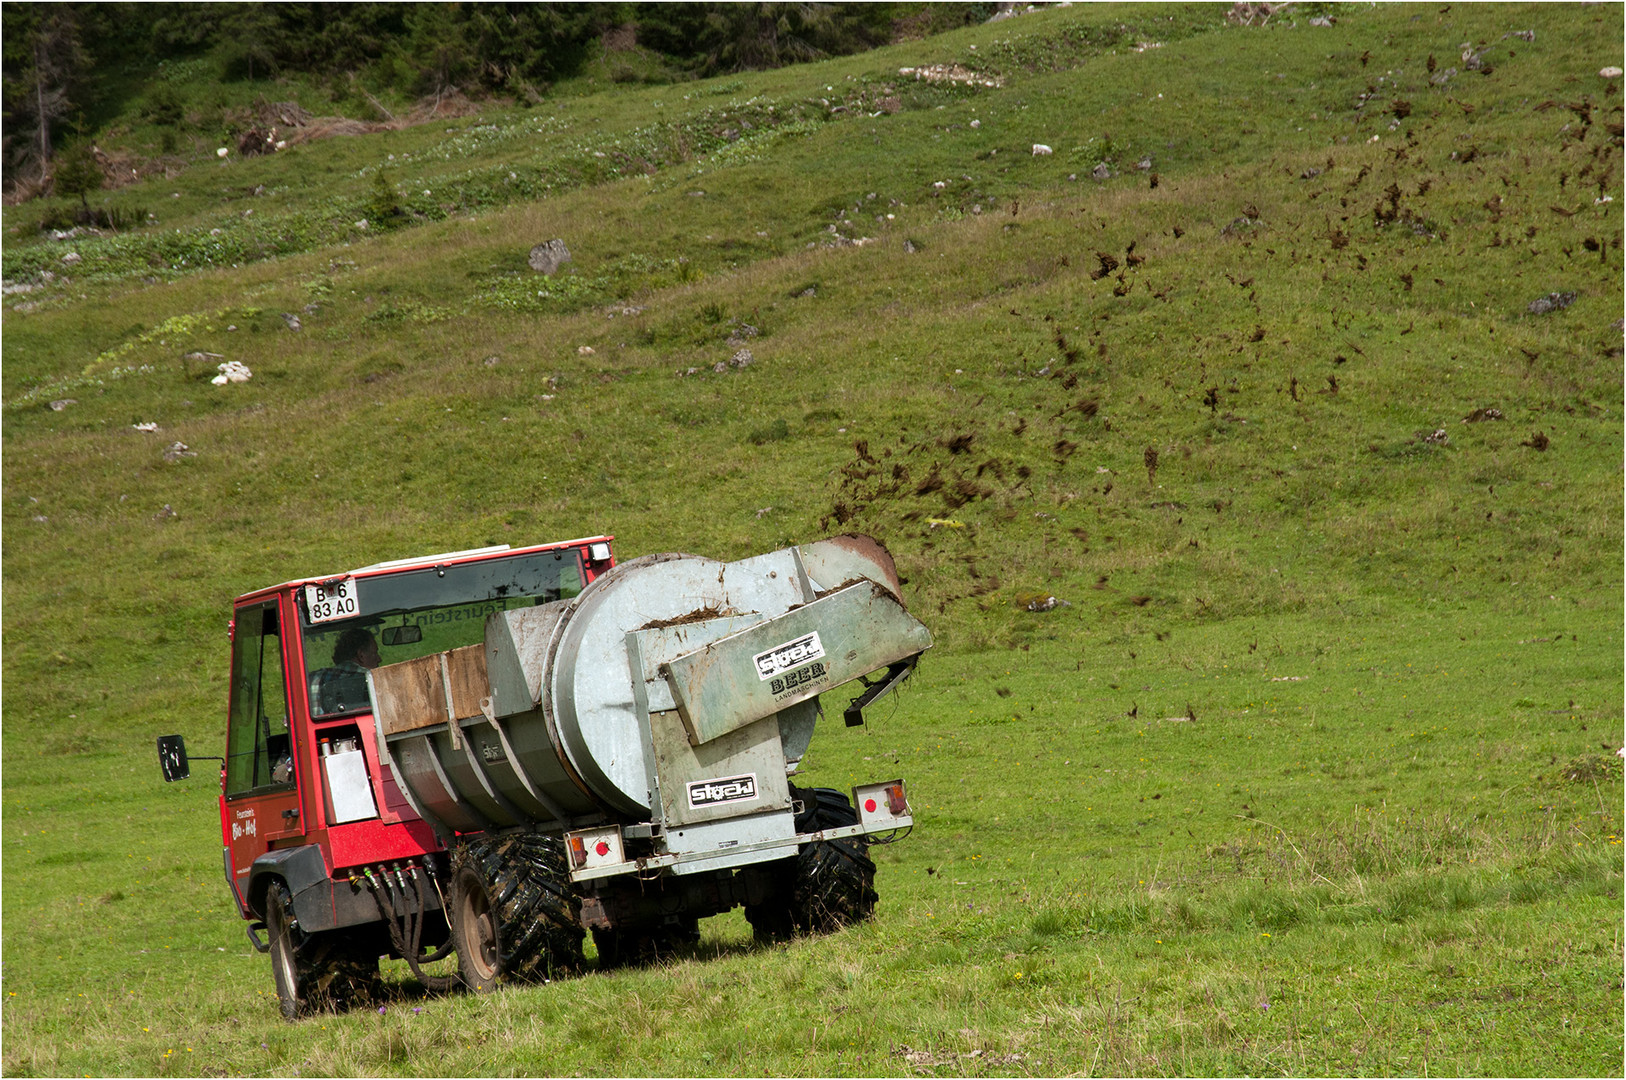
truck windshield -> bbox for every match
[300,550,584,719]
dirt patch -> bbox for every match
[636,604,740,631]
[284,91,488,147]
[1554,752,1623,784]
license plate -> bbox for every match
[304,579,359,623]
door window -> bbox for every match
[225,603,295,797]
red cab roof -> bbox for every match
[233,535,614,606]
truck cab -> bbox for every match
[215,538,615,942]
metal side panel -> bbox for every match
[661,809,797,875]
[481,710,574,827]
[485,601,572,718]
[384,731,491,834]
[798,534,904,599]
[717,548,812,614]
[494,704,600,820]
[629,614,764,714]
[450,717,528,825]
[662,581,932,746]
[650,708,791,828]
[424,724,516,828]
[778,697,818,769]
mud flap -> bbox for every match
[248,845,333,929]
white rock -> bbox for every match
[213,360,252,386]
[133,421,159,432]
[578,345,595,355]
[1602,67,1623,78]
[1032,143,1053,155]
[216,147,229,158]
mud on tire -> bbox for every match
[266,881,380,1020]
[450,833,584,991]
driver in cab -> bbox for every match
[310,627,380,716]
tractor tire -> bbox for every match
[592,917,701,969]
[746,787,877,942]
[449,833,584,992]
[265,881,380,1020]
[791,787,878,932]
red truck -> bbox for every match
[161,534,929,1018]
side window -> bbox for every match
[225,603,295,798]
[557,556,584,599]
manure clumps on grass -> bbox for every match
[1526,291,1576,315]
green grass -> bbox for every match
[4,2,1623,1075]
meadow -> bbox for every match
[2,3,1622,1075]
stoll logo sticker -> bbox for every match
[754,631,825,680]
[688,773,758,809]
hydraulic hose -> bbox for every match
[365,866,457,993]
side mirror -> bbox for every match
[159,734,190,782]
[382,625,422,647]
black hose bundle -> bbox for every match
[367,866,457,993]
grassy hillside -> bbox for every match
[3,3,1622,1075]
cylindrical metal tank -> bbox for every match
[371,537,928,837]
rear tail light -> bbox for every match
[853,779,911,829]
[564,826,625,875]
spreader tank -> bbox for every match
[369,536,931,843]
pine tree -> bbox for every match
[51,139,101,206]
[1,3,88,185]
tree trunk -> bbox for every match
[34,36,52,183]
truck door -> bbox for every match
[222,600,302,911]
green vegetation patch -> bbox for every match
[1,2,1621,1076]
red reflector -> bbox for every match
[865,798,878,813]
[594,840,610,857]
